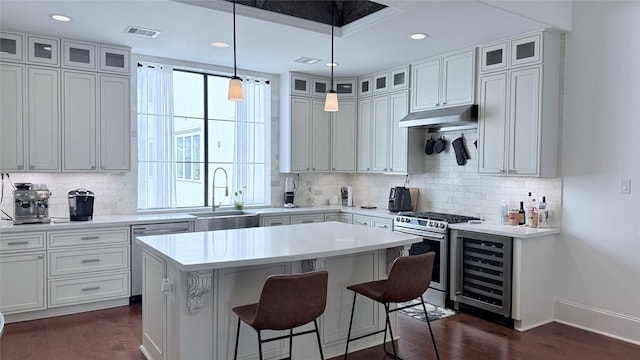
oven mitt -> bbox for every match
[452,136,470,165]
[424,137,435,155]
[434,137,447,154]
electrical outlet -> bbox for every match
[620,179,631,194]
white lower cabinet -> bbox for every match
[325,213,352,224]
[0,251,46,314]
[261,215,290,227]
[141,251,165,360]
[290,214,325,225]
[48,272,129,307]
[261,213,325,226]
[352,215,392,230]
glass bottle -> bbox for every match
[518,201,525,225]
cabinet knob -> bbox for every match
[435,103,440,106]
[29,165,35,170]
[38,255,43,259]
[17,165,23,170]
[312,167,315,171]
[332,167,336,171]
[306,167,310,171]
[498,169,505,174]
[367,168,370,171]
[389,168,393,171]
[91,165,96,170]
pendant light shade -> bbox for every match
[228,1,244,102]
[324,3,338,112]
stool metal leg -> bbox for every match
[234,317,241,360]
[314,319,325,360]
[343,292,357,359]
[257,330,264,360]
[383,303,399,359]
[289,329,293,359]
[420,297,440,360]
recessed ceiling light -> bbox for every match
[50,14,71,22]
[294,57,322,64]
[211,42,229,48]
[410,33,428,40]
[326,62,338,67]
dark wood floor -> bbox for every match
[1,304,640,360]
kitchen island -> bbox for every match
[136,222,420,360]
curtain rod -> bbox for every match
[137,62,269,84]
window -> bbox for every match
[137,64,271,210]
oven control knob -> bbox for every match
[427,221,433,227]
[404,218,410,223]
[439,223,445,228]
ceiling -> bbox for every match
[0,0,565,77]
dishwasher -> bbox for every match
[130,221,192,302]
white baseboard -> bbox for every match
[554,299,640,346]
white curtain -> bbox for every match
[234,78,270,205]
[137,63,176,209]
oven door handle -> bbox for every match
[455,234,463,296]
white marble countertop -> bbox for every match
[0,213,196,234]
[449,221,560,239]
[244,205,398,219]
[136,221,420,271]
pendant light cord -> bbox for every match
[330,2,335,89]
[233,0,238,78]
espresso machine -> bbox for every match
[13,183,52,225]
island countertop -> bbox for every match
[136,221,420,271]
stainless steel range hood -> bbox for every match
[398,104,478,132]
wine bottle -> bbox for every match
[518,201,525,225]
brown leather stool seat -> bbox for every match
[344,252,440,360]
[232,270,328,360]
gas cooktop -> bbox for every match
[400,212,480,224]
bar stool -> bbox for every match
[343,252,440,360]
[232,270,328,360]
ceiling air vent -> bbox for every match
[294,57,322,65]
[124,26,161,38]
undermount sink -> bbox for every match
[190,211,260,231]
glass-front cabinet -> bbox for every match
[510,33,541,67]
[99,45,130,74]
[358,76,372,97]
[372,71,389,94]
[480,41,508,73]
[62,40,97,70]
[26,35,59,66]
[390,66,409,91]
[335,78,356,97]
[0,31,24,62]
[311,77,329,97]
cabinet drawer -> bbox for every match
[0,232,46,251]
[290,214,324,224]
[372,219,392,231]
[49,246,129,277]
[48,228,129,248]
[48,272,129,307]
[352,215,372,227]
[261,216,290,227]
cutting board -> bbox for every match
[409,187,419,212]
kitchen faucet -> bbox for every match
[212,167,229,212]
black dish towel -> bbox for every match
[452,136,470,165]
[425,137,435,155]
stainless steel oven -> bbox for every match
[393,212,478,307]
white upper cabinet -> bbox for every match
[335,78,357,98]
[311,77,330,97]
[0,31,24,62]
[411,49,475,112]
[480,41,508,73]
[99,75,130,171]
[371,94,389,172]
[331,99,357,172]
[389,66,409,92]
[480,31,543,73]
[288,97,312,172]
[26,35,59,66]
[510,33,541,68]
[99,45,130,74]
[290,73,311,96]
[477,30,561,177]
[358,76,372,97]
[63,71,97,171]
[310,99,331,172]
[62,40,97,70]
[0,63,25,171]
[357,97,372,172]
[372,71,389,94]
[27,66,60,171]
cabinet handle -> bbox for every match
[271,222,283,226]
[91,165,96,170]
[29,165,35,169]
[366,168,370,171]
[312,167,315,171]
[81,236,100,240]
[82,286,101,291]
[435,103,440,106]
[8,241,29,245]
[82,259,101,263]
[17,165,23,170]
[38,255,43,259]
[302,220,314,224]
[498,169,505,174]
[377,225,388,229]
[306,168,310,171]
[333,167,336,171]
[442,101,447,105]
[389,168,393,171]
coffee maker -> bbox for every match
[284,176,297,206]
[68,189,95,221]
[13,183,51,225]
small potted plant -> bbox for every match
[233,187,245,210]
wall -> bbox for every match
[554,1,640,344]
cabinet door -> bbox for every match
[358,76,372,97]
[332,99,357,172]
[290,73,311,96]
[357,98,372,172]
[0,252,46,314]
[100,75,130,171]
[508,67,541,176]
[0,63,26,171]
[310,99,331,172]
[27,66,60,171]
[390,66,409,91]
[389,92,409,173]
[410,58,440,111]
[510,33,541,68]
[290,97,311,171]
[312,77,330,97]
[372,71,389,94]
[480,41,508,73]
[63,71,97,171]
[62,40,97,70]
[371,95,389,172]
[0,31,24,62]
[26,35,59,66]
[336,78,357,98]
[352,215,372,227]
[477,72,508,175]
[99,46,130,74]
[290,214,324,224]
[141,251,165,360]
[442,49,475,107]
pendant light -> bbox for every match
[228,0,244,101]
[324,2,338,112]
